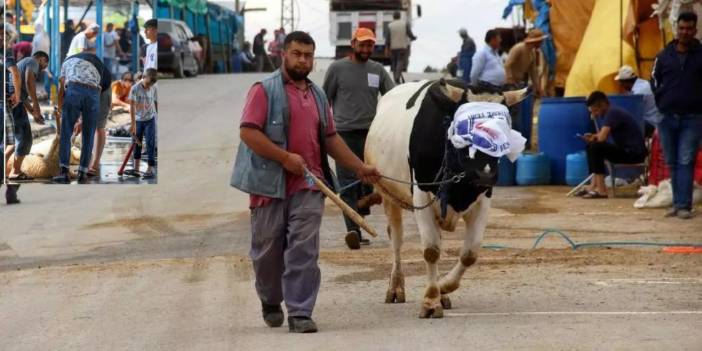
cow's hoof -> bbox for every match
[385,289,406,303]
[440,295,452,310]
[418,305,444,319]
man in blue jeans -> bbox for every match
[8,51,49,182]
[652,11,702,219]
[53,52,112,184]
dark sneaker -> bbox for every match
[360,238,371,246]
[664,208,678,218]
[677,209,693,220]
[261,302,284,327]
[6,185,20,205]
[345,230,361,250]
[288,316,318,333]
[52,167,71,184]
[77,171,89,184]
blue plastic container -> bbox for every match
[516,153,551,185]
[516,94,534,148]
[538,97,593,184]
[565,151,589,186]
[496,156,516,186]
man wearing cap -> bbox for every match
[504,28,546,97]
[385,11,417,84]
[457,28,476,83]
[67,23,99,56]
[614,65,662,137]
[323,28,394,250]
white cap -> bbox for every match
[614,65,637,81]
[88,23,100,32]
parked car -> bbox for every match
[157,19,202,78]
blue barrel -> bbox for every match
[496,156,516,186]
[518,94,534,148]
[516,153,551,185]
[566,151,589,186]
[608,94,644,123]
[538,97,593,184]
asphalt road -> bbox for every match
[0,72,700,351]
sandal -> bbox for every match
[582,191,608,199]
[141,171,155,179]
[573,188,591,197]
[8,172,34,182]
[123,169,141,177]
[87,169,100,177]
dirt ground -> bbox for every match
[1,74,700,350]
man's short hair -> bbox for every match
[393,11,401,20]
[283,31,315,50]
[5,12,14,19]
[485,29,499,44]
[144,68,158,79]
[586,91,609,106]
[121,71,133,80]
[33,51,49,61]
[678,11,698,25]
[144,19,157,30]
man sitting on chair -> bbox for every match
[578,91,647,199]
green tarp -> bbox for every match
[159,0,207,14]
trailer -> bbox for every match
[329,0,420,65]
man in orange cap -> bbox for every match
[323,27,395,250]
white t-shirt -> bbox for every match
[103,31,119,58]
[68,31,88,56]
[144,42,157,70]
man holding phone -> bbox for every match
[577,91,647,199]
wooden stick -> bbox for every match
[305,170,378,237]
[567,173,593,197]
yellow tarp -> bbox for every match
[550,0,596,89]
[565,0,638,96]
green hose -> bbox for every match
[481,229,702,251]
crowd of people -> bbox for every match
[228,11,702,333]
[576,12,701,221]
[3,15,159,195]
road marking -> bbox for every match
[594,278,702,286]
[446,311,702,317]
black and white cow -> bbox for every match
[365,78,526,318]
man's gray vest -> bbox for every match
[230,70,337,199]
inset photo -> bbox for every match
[3,1,157,185]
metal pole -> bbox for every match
[64,0,68,24]
[52,0,61,100]
[620,0,623,68]
[96,0,104,60]
[15,0,21,35]
[131,0,140,73]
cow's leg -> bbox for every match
[413,188,443,318]
[384,199,406,303]
[438,194,490,309]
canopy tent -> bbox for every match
[550,0,595,90]
[565,0,639,96]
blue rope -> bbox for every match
[481,229,702,251]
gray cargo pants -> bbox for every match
[249,190,324,317]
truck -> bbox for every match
[329,0,421,65]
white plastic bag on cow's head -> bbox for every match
[448,102,526,162]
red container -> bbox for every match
[648,131,702,185]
